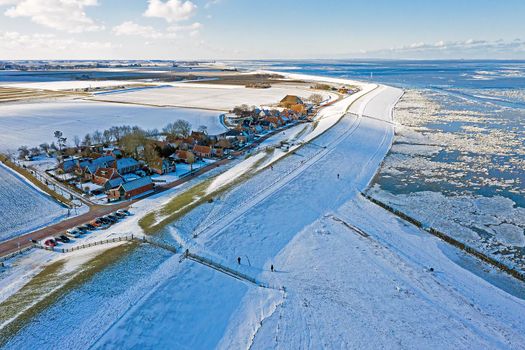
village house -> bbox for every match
[103,177,124,192]
[114,157,140,174]
[77,155,115,181]
[193,145,212,159]
[92,167,120,186]
[290,103,307,116]
[107,177,154,201]
[149,158,176,175]
[216,138,234,149]
[103,147,123,158]
[59,158,78,173]
[279,95,304,108]
[174,150,195,164]
[213,147,225,158]
[191,131,208,142]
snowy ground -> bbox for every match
[94,82,525,349]
[0,100,226,151]
[0,80,144,91]
[0,163,71,243]
[2,76,525,349]
[89,83,338,111]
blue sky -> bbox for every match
[0,0,524,59]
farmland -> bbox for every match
[0,100,226,151]
[0,163,67,242]
[89,83,338,111]
[0,87,83,103]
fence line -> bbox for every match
[0,246,35,263]
[31,234,181,255]
[184,250,271,289]
[361,192,525,283]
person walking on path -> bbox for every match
[337,173,340,179]
[271,264,274,272]
[237,257,241,265]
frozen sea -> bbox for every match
[240,60,525,273]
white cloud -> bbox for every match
[358,38,525,59]
[392,38,525,53]
[144,0,196,23]
[0,31,111,51]
[167,21,201,32]
[167,22,202,38]
[112,20,201,40]
[3,0,103,33]
[112,21,163,39]
[204,0,220,9]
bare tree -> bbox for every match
[163,119,192,138]
[82,133,92,147]
[109,126,121,142]
[17,146,29,160]
[73,135,81,148]
[308,93,324,105]
[120,129,148,158]
[187,151,195,171]
[54,130,67,160]
[198,125,208,135]
[92,130,103,145]
[103,129,112,143]
[29,147,40,157]
[39,143,50,155]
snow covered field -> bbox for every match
[0,163,68,242]
[89,83,338,111]
[0,100,226,151]
[2,76,524,349]
[89,83,525,349]
[0,80,143,91]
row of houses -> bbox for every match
[226,95,312,141]
[58,149,155,201]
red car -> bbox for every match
[43,237,57,247]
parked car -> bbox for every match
[114,211,126,218]
[55,235,70,243]
[103,216,117,224]
[76,226,88,233]
[90,219,102,227]
[57,235,71,243]
[85,223,96,231]
[42,237,57,247]
[66,229,81,238]
[117,209,131,216]
[94,218,110,227]
[99,217,112,225]
[107,214,120,222]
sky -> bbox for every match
[0,0,524,60]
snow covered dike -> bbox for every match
[2,75,525,349]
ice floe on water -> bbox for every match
[369,186,525,269]
[371,88,525,273]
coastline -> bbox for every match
[1,70,524,348]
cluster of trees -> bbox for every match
[308,93,324,104]
[311,83,332,91]
[75,125,160,149]
[231,104,281,118]
[16,118,214,162]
